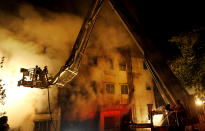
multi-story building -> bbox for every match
[33,1,156,131]
[58,41,156,131]
[33,107,61,131]
[58,1,156,131]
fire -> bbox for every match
[0,35,55,129]
[1,69,32,104]
[0,57,41,128]
[153,114,163,126]
[0,3,82,130]
[195,98,203,106]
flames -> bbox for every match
[0,1,156,130]
[0,50,46,129]
[0,3,82,129]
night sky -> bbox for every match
[0,0,92,16]
[1,0,204,60]
[1,0,204,31]
[133,1,205,60]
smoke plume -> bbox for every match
[0,0,155,130]
[0,3,82,130]
[60,1,154,125]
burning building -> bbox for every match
[0,0,198,130]
[58,1,156,131]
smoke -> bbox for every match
[131,63,154,123]
[60,1,154,125]
[0,3,82,130]
[88,2,134,53]
[59,1,131,122]
[0,0,155,129]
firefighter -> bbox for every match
[42,66,48,85]
[174,100,186,131]
[175,100,186,121]
[120,114,130,131]
[0,116,9,131]
[165,104,174,112]
[43,66,48,75]
[35,65,42,80]
[164,104,176,128]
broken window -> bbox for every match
[106,83,115,94]
[34,120,51,131]
[88,56,98,66]
[121,84,128,94]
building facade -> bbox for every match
[59,1,156,130]
[58,43,156,131]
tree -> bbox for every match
[0,56,6,117]
[168,28,205,95]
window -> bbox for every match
[119,62,126,71]
[104,116,116,130]
[106,83,115,94]
[34,120,51,131]
[146,86,151,90]
[88,56,98,66]
[91,81,97,93]
[121,84,128,94]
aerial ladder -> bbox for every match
[17,0,198,128]
[17,0,104,88]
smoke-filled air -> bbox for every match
[60,1,154,125]
[0,0,154,130]
[0,3,82,130]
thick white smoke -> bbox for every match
[0,3,82,130]
[61,1,154,123]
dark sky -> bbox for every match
[1,0,204,60]
[132,1,205,59]
[0,0,92,17]
[1,0,204,31]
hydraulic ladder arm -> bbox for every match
[17,0,197,122]
[49,0,104,87]
[109,0,198,124]
[17,0,104,88]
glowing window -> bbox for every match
[106,83,115,94]
[34,120,51,131]
[121,84,128,94]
